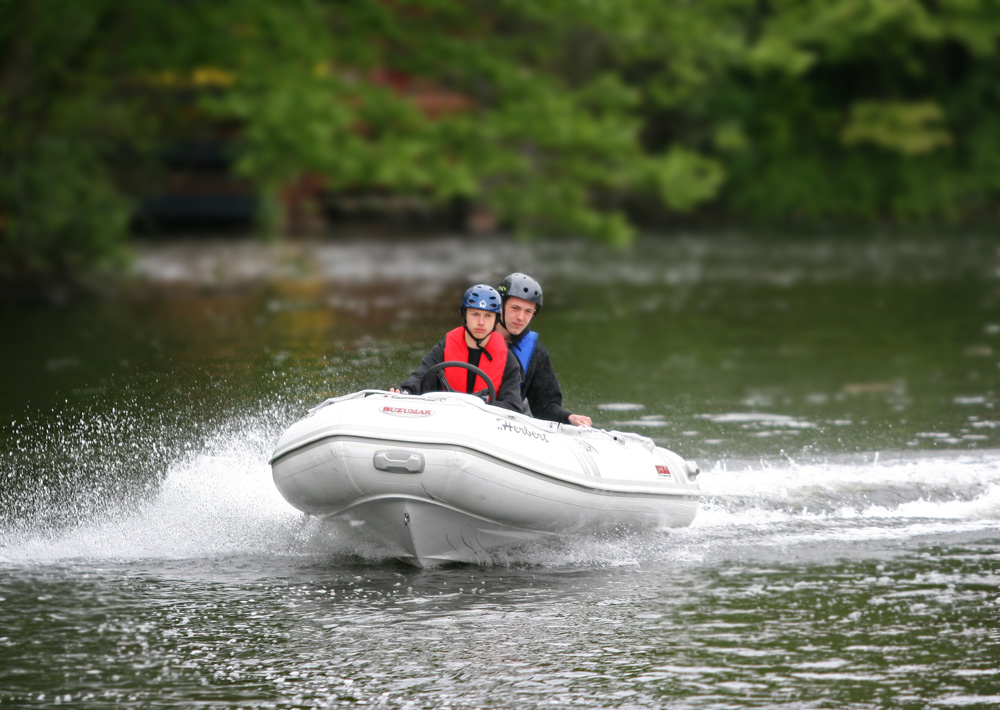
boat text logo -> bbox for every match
[655,465,672,477]
[380,406,434,417]
[496,419,549,442]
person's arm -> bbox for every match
[524,343,590,425]
[491,351,526,412]
[395,340,446,394]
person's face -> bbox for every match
[465,308,497,341]
[503,296,537,336]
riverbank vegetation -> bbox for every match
[3,0,1000,292]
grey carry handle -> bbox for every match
[373,449,425,474]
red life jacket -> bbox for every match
[442,326,507,396]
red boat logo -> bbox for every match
[380,406,433,417]
[655,465,671,477]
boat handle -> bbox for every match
[373,449,425,474]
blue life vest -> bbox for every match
[510,331,538,387]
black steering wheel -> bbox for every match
[419,360,497,403]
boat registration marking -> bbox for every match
[380,406,434,417]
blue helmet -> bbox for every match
[460,284,502,314]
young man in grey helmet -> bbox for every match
[496,272,593,427]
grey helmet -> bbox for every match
[497,272,543,314]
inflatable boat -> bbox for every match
[270,379,701,566]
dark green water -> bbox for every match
[1,234,998,708]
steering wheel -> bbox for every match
[419,360,497,403]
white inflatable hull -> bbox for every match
[270,391,700,566]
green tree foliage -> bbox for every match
[710,0,1000,221]
[0,0,660,289]
[3,0,1000,290]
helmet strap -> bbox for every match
[462,312,496,360]
[508,326,531,345]
[463,324,495,360]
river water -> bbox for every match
[1,233,998,709]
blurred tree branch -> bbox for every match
[3,0,1000,292]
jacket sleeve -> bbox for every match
[397,340,446,394]
[523,343,573,424]
[492,351,526,413]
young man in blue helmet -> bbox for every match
[496,272,592,427]
[390,284,525,412]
